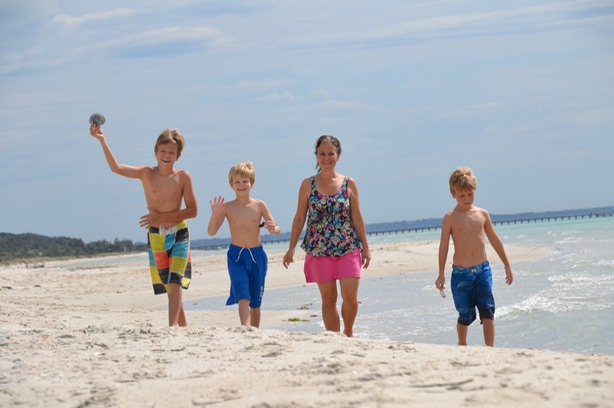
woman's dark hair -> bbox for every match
[314,135,342,172]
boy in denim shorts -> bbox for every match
[436,167,513,346]
[207,162,280,327]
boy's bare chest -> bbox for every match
[146,169,180,187]
[451,213,485,237]
[227,202,260,225]
[142,172,183,203]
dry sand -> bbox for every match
[1,241,612,407]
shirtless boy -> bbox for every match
[436,167,513,347]
[207,162,280,327]
[90,125,197,327]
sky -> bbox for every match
[1,0,613,243]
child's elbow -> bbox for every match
[185,204,197,219]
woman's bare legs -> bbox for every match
[317,281,340,332]
[339,278,359,337]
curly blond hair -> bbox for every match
[228,161,256,185]
[449,167,476,194]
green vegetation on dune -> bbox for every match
[0,232,147,264]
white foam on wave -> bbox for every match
[499,270,614,319]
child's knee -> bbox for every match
[477,305,495,321]
[457,308,477,326]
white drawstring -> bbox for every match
[235,247,257,263]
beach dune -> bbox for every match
[1,241,612,407]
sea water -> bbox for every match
[189,216,614,355]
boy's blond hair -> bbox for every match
[155,128,185,159]
[229,161,256,185]
[449,166,476,194]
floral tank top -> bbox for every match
[301,176,363,257]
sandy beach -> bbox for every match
[1,240,612,407]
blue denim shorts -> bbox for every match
[226,244,268,308]
[451,260,495,326]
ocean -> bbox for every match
[188,216,614,355]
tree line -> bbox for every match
[0,232,147,264]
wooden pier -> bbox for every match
[492,211,613,226]
[367,226,440,236]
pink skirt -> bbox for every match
[304,249,362,283]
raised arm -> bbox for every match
[207,196,226,236]
[89,125,144,179]
[282,178,311,268]
[348,177,371,269]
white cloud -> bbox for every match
[468,102,503,110]
[314,89,332,98]
[371,14,494,39]
[3,47,43,62]
[312,99,375,110]
[274,4,573,51]
[73,26,231,56]
[127,27,224,46]
[233,79,293,92]
[365,2,609,42]
[0,130,29,149]
[257,91,295,102]
[0,48,69,76]
[53,8,135,25]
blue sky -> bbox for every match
[1,0,613,243]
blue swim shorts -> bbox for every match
[226,244,268,308]
[451,260,495,326]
